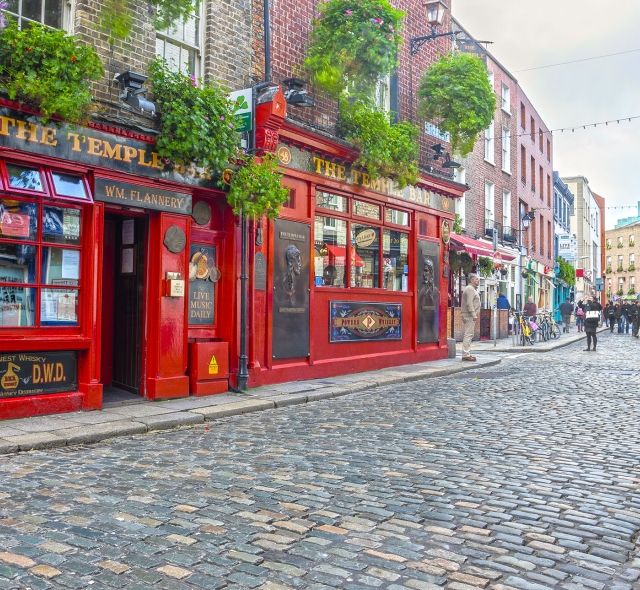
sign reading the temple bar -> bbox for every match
[0,104,214,186]
[276,144,454,214]
[330,301,402,342]
[0,351,77,399]
[95,178,192,214]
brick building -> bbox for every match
[605,222,639,300]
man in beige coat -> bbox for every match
[461,273,481,361]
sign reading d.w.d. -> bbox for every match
[0,351,77,398]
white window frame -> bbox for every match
[375,75,391,114]
[501,126,511,173]
[155,6,203,78]
[2,0,71,29]
[502,189,511,232]
[484,120,495,164]
[484,181,495,229]
[501,83,510,113]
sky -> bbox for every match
[453,0,640,229]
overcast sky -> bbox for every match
[453,0,640,229]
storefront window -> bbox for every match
[0,195,82,328]
[353,200,380,220]
[314,216,347,287]
[6,164,44,192]
[51,173,88,199]
[351,224,379,288]
[383,230,408,291]
[316,191,348,213]
[385,208,410,226]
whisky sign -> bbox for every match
[0,351,77,399]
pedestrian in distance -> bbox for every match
[583,296,602,352]
[461,273,481,362]
[605,301,616,333]
[575,300,585,332]
[622,301,632,334]
[559,299,574,333]
[496,291,511,310]
[614,302,623,333]
[523,296,537,318]
[630,301,640,338]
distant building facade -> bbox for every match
[605,222,640,299]
[553,173,576,315]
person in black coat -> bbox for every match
[583,296,602,351]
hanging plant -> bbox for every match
[148,59,240,174]
[227,154,290,219]
[304,0,404,99]
[100,0,197,41]
[460,252,473,274]
[478,256,494,278]
[418,53,496,156]
[0,21,103,122]
[555,256,576,286]
[338,98,419,188]
[449,250,461,273]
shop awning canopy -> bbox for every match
[450,234,516,261]
[324,244,364,267]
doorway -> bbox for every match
[101,212,147,401]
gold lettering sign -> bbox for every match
[94,178,192,214]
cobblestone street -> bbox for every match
[0,332,639,590]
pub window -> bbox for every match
[316,190,348,213]
[353,199,380,220]
[7,164,44,192]
[314,216,347,287]
[383,230,408,292]
[51,172,88,200]
[384,208,410,226]
[351,224,379,288]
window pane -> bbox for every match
[43,207,81,245]
[0,243,37,284]
[5,0,18,12]
[0,287,35,326]
[316,191,347,213]
[353,200,380,220]
[7,164,43,191]
[0,199,38,240]
[51,172,87,198]
[41,247,80,286]
[384,208,409,226]
[44,0,62,27]
[314,216,347,287]
[183,16,198,45]
[22,0,41,21]
[383,230,408,292]
[351,224,379,288]
[41,288,78,325]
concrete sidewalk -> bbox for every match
[456,325,607,353]
[0,354,501,456]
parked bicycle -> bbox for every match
[514,311,535,345]
[537,311,561,341]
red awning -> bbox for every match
[324,245,364,267]
[450,234,516,262]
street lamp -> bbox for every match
[518,211,535,309]
[410,1,459,55]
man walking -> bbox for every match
[461,273,481,362]
[559,299,574,333]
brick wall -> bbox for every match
[269,0,456,176]
[459,54,518,242]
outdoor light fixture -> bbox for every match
[115,71,156,115]
[442,153,460,168]
[410,0,459,55]
[282,78,315,107]
[521,210,535,229]
[430,143,444,159]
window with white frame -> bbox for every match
[484,181,495,230]
[501,83,510,113]
[501,126,511,173]
[487,70,494,93]
[2,0,67,28]
[454,167,466,229]
[502,189,511,233]
[484,120,495,164]
[156,10,202,76]
[375,75,391,114]
[630,253,635,267]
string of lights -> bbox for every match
[513,114,640,138]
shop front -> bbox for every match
[244,124,465,386]
[0,101,235,419]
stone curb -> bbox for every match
[0,358,500,456]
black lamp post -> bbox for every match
[410,0,459,55]
[519,211,535,308]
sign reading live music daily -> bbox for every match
[95,178,192,214]
[0,351,77,398]
[0,104,213,186]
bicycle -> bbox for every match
[514,311,534,345]
[539,310,561,340]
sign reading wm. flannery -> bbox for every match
[276,143,455,214]
[95,178,192,214]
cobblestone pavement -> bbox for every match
[0,332,639,590]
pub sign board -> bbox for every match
[188,244,216,325]
[330,301,402,342]
[95,178,192,214]
[0,351,77,398]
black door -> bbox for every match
[111,215,146,394]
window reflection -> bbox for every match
[314,216,347,287]
[0,199,38,241]
[351,224,379,288]
[51,173,87,199]
[7,164,43,192]
[43,207,81,245]
[383,230,408,292]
